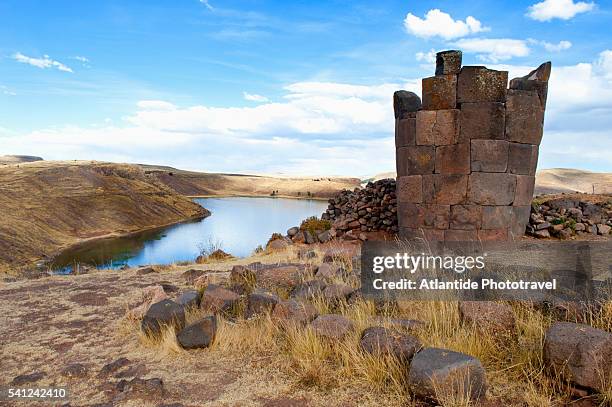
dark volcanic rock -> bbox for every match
[141,299,185,336]
[361,326,421,360]
[177,316,217,349]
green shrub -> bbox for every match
[300,216,332,235]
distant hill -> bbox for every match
[0,155,43,164]
[366,169,612,195]
[138,164,361,200]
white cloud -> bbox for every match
[527,0,595,21]
[243,92,269,102]
[136,100,177,110]
[73,56,90,63]
[542,40,572,52]
[404,9,488,40]
[416,49,436,64]
[199,0,214,10]
[1,85,16,96]
[454,38,530,62]
[13,53,73,73]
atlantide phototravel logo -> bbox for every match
[361,241,611,301]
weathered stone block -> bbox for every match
[478,228,508,241]
[514,175,535,206]
[422,75,457,110]
[508,143,538,175]
[417,110,459,145]
[505,89,544,145]
[416,110,436,145]
[397,202,420,228]
[509,62,551,108]
[434,109,460,145]
[394,90,422,119]
[459,102,505,141]
[397,175,423,204]
[396,146,434,176]
[510,206,531,238]
[450,205,482,230]
[435,143,470,174]
[444,229,477,241]
[421,204,450,229]
[471,140,508,172]
[423,174,468,205]
[395,118,416,147]
[436,50,462,75]
[422,228,445,241]
[457,67,508,103]
[482,206,512,229]
[468,173,516,205]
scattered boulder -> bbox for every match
[315,263,343,280]
[158,282,180,294]
[99,358,131,377]
[230,265,256,294]
[459,301,516,336]
[10,372,45,385]
[182,269,207,284]
[297,248,317,260]
[408,347,487,402]
[543,322,612,392]
[310,314,354,340]
[177,316,217,349]
[255,265,301,290]
[272,299,318,326]
[200,284,240,314]
[141,299,185,336]
[61,363,88,379]
[176,290,200,308]
[597,223,611,235]
[136,266,158,275]
[116,377,164,399]
[267,238,291,251]
[245,289,279,319]
[287,226,299,237]
[317,230,332,243]
[291,280,327,300]
[360,326,421,360]
[322,283,354,303]
[125,285,168,320]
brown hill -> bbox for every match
[139,164,361,199]
[0,155,43,164]
[0,161,208,274]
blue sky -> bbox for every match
[0,0,611,175]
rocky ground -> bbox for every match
[1,243,610,407]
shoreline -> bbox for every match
[187,193,332,201]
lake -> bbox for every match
[51,197,328,273]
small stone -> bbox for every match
[177,316,217,349]
[422,75,457,110]
[245,289,279,318]
[393,90,422,119]
[470,140,509,172]
[435,50,462,75]
[544,322,612,392]
[597,224,611,235]
[533,229,551,238]
[255,265,301,290]
[311,314,354,340]
[317,230,332,243]
[141,300,185,336]
[182,269,207,284]
[200,284,240,314]
[316,263,343,280]
[117,377,164,399]
[272,299,318,326]
[408,347,487,402]
[99,358,130,377]
[322,283,354,302]
[136,266,157,275]
[176,290,200,308]
[361,326,421,360]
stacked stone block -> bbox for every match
[395,50,551,241]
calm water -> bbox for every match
[51,197,328,273]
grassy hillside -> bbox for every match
[139,164,361,200]
[0,161,208,274]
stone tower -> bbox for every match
[394,50,551,241]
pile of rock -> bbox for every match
[321,179,398,236]
[528,197,612,239]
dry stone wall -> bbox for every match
[395,50,550,241]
